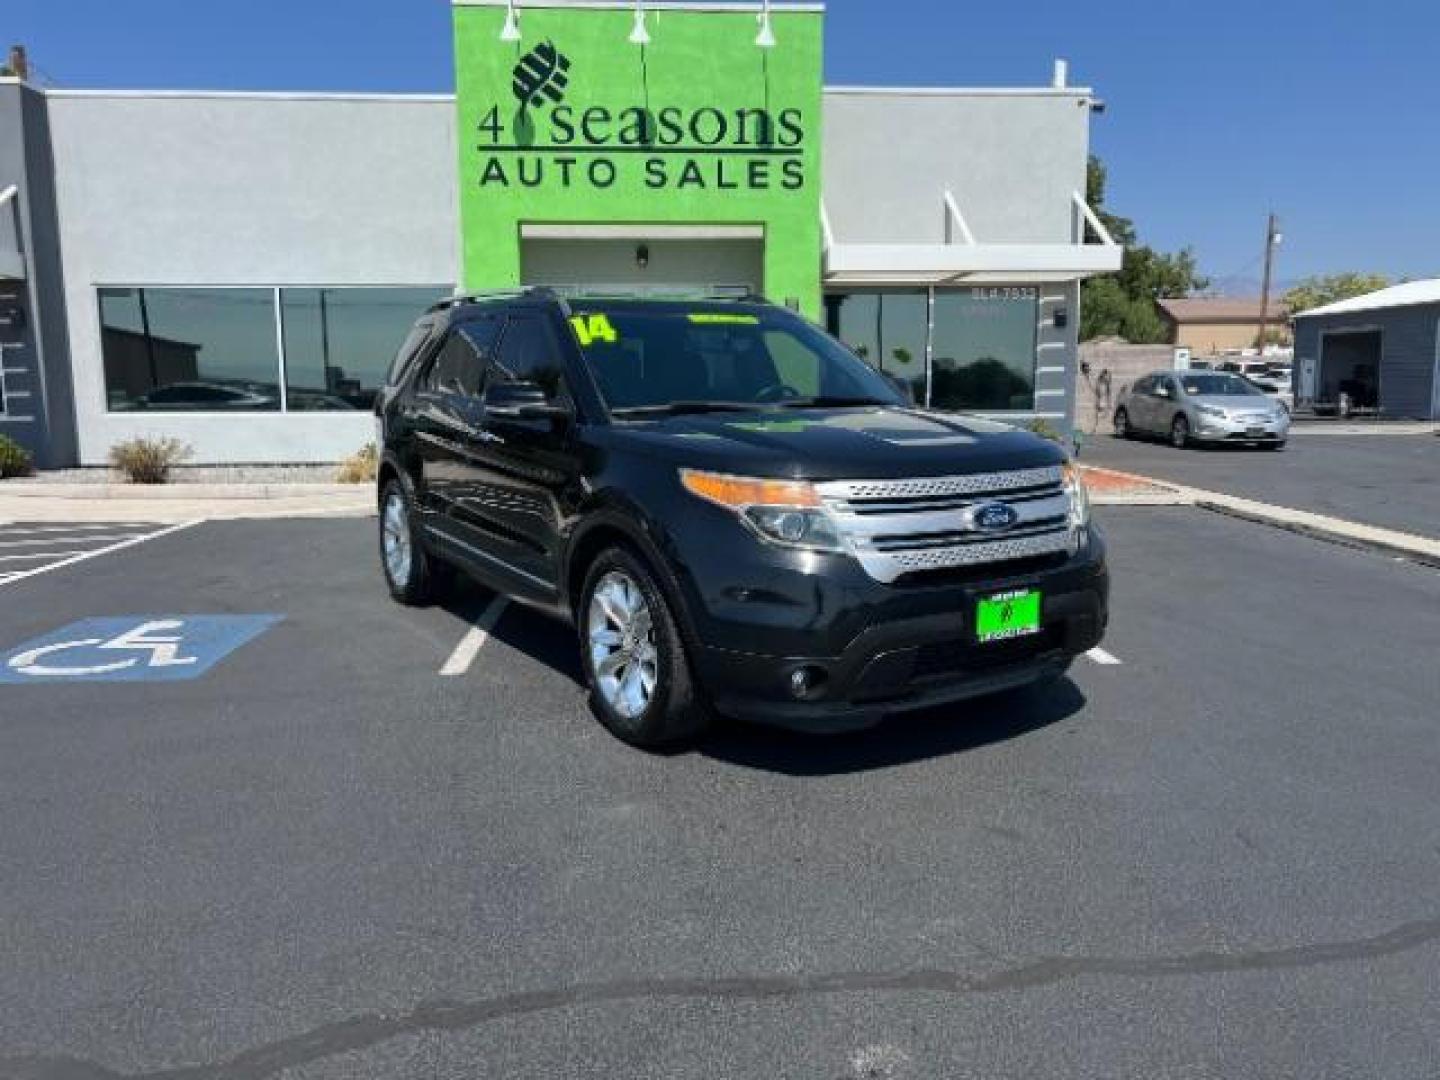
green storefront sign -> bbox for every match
[453,2,824,316]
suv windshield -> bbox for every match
[1180,374,1264,397]
[565,306,902,414]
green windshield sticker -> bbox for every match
[687,313,760,325]
[570,313,619,346]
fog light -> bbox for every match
[788,666,826,699]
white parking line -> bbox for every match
[0,523,155,535]
[440,595,510,677]
[0,521,203,587]
[1086,647,1123,666]
[0,534,146,548]
[0,550,103,562]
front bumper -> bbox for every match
[1193,412,1290,443]
[687,532,1109,733]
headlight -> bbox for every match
[1195,404,1227,419]
[679,469,846,553]
[1061,462,1091,555]
[1061,462,1091,530]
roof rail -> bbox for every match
[428,285,770,316]
[426,287,540,313]
[543,285,765,303]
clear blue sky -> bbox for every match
[10,0,1440,289]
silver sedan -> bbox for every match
[1114,371,1291,450]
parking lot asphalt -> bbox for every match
[0,520,196,586]
[1081,431,1440,540]
[2,509,1438,1078]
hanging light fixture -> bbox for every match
[499,0,522,42]
[628,0,651,45]
[755,0,776,48]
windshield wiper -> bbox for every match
[777,396,893,409]
[611,400,760,418]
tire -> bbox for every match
[1113,407,1132,439]
[1263,441,1287,452]
[579,546,711,749]
[1170,414,1191,449]
[379,477,439,605]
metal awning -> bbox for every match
[0,185,24,280]
[822,190,1122,286]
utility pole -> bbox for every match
[1257,212,1281,352]
[5,46,28,81]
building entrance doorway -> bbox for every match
[520,235,763,298]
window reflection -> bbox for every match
[931,288,1038,411]
[824,291,928,404]
[281,287,450,410]
[101,288,281,412]
[824,287,1041,412]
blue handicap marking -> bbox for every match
[0,615,283,684]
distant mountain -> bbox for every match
[1199,275,1299,299]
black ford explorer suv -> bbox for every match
[375,290,1108,748]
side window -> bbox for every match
[1162,376,1181,397]
[494,316,567,401]
[424,319,497,397]
[386,320,437,387]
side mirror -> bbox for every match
[1154,385,1171,399]
[484,380,570,422]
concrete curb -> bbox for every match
[1290,424,1439,436]
[0,481,367,500]
[1082,464,1440,568]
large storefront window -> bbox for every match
[824,291,928,404]
[101,288,280,412]
[931,287,1039,411]
[824,286,1041,412]
[281,288,450,410]
[100,286,450,412]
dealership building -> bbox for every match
[0,0,1120,467]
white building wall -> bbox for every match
[822,89,1092,246]
[45,92,460,464]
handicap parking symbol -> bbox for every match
[0,615,282,684]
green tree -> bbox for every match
[1080,156,1208,343]
[1283,273,1390,315]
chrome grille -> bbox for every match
[817,466,1074,583]
[821,466,1064,503]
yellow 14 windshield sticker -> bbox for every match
[569,313,619,346]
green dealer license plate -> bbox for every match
[975,589,1042,643]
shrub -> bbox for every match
[0,434,34,479]
[1025,418,1065,444]
[109,437,192,484]
[336,442,379,484]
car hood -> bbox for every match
[605,406,1067,480]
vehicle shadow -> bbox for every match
[435,577,1087,775]
[436,576,586,686]
[697,677,1087,776]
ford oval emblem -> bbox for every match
[973,501,1019,532]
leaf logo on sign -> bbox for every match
[510,39,572,146]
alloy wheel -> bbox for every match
[588,570,659,720]
[382,491,412,585]
[1171,416,1189,448]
